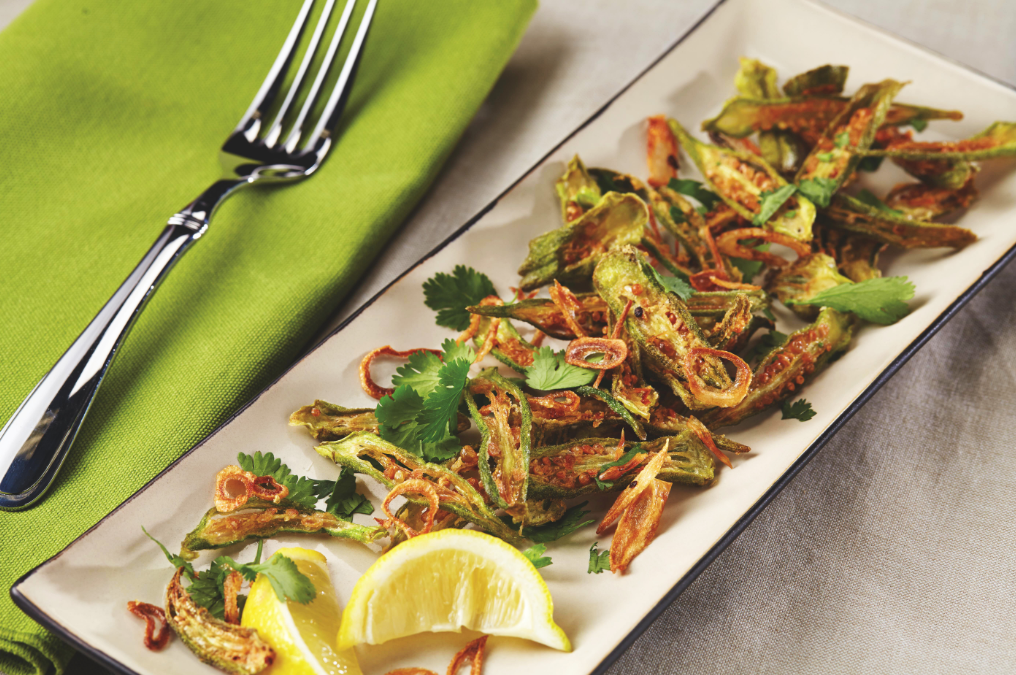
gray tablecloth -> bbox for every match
[2,0,1011,672]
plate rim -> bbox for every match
[10,0,1016,673]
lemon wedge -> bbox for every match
[241,547,362,675]
[337,529,570,652]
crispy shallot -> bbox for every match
[127,601,171,651]
[565,337,628,371]
[684,347,751,409]
[214,465,288,513]
[380,479,441,540]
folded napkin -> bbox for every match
[0,0,536,672]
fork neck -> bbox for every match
[168,178,249,231]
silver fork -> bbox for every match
[0,0,378,510]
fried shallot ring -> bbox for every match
[686,414,732,469]
[597,441,669,535]
[684,347,751,410]
[565,337,627,371]
[385,670,438,675]
[527,390,580,412]
[127,601,171,651]
[593,299,634,388]
[447,635,489,675]
[360,346,442,399]
[688,270,762,292]
[716,227,812,268]
[222,571,244,625]
[215,465,289,513]
[550,280,588,338]
[381,479,441,540]
[530,330,547,347]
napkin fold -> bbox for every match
[0,0,536,672]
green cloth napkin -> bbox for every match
[0,0,536,672]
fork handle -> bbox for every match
[0,219,207,510]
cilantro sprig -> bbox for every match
[753,184,797,226]
[855,188,903,217]
[523,501,596,543]
[523,346,596,391]
[588,542,611,574]
[376,339,475,462]
[650,265,694,301]
[522,544,553,569]
[668,178,721,214]
[786,276,915,325]
[781,398,817,422]
[423,265,497,331]
[796,177,839,208]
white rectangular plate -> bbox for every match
[13,0,1016,673]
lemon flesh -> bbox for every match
[241,547,362,675]
[337,529,570,652]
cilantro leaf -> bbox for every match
[669,205,686,224]
[377,385,461,462]
[416,358,472,442]
[796,177,839,208]
[187,558,234,620]
[524,501,596,543]
[524,346,596,391]
[668,178,721,212]
[816,152,834,162]
[441,338,476,366]
[521,544,553,569]
[787,276,914,324]
[855,188,903,216]
[909,118,928,132]
[834,131,850,148]
[588,542,611,574]
[650,266,694,301]
[752,184,797,226]
[781,398,817,422]
[423,265,497,331]
[376,385,425,427]
[594,446,644,490]
[324,468,374,521]
[236,451,317,509]
[221,553,315,605]
[742,329,788,364]
[392,350,444,397]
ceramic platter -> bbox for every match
[13,0,1016,672]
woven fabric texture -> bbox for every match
[0,1,535,673]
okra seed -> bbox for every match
[634,306,644,318]
[629,481,638,489]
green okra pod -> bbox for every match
[823,194,976,249]
[517,191,648,291]
[767,253,854,321]
[289,400,377,441]
[883,180,978,222]
[782,64,849,97]
[556,155,602,222]
[466,292,608,341]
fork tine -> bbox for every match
[263,0,339,148]
[233,0,317,142]
[281,0,359,153]
[301,0,378,152]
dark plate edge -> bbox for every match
[10,0,1016,673]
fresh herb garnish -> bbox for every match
[237,451,317,509]
[594,446,645,490]
[786,276,915,324]
[816,152,834,162]
[730,241,770,283]
[855,188,903,216]
[524,346,596,391]
[376,385,461,462]
[834,131,850,148]
[743,329,788,364]
[423,265,497,331]
[668,178,722,212]
[588,542,611,574]
[415,358,472,442]
[909,118,928,132]
[650,265,694,300]
[522,544,553,569]
[781,398,817,422]
[796,177,839,208]
[669,205,687,225]
[753,185,797,227]
[524,501,596,543]
[323,468,374,521]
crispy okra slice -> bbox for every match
[592,245,733,410]
[688,289,771,321]
[517,191,648,291]
[795,80,905,198]
[466,292,608,341]
[702,95,962,141]
[865,121,1016,162]
[884,179,978,222]
[289,400,377,441]
[575,385,646,440]
[179,507,384,560]
[823,194,976,249]
[466,368,534,512]
[609,321,659,422]
[166,569,275,675]
[388,501,466,549]
[528,434,715,500]
[767,253,854,321]
[670,118,816,241]
[507,497,568,527]
[644,407,750,454]
[315,432,526,546]
[702,292,756,347]
[529,396,624,447]
[735,57,807,175]
[471,314,538,371]
[815,225,885,283]
[640,235,695,280]
[701,308,855,429]
[714,314,773,355]
[651,183,721,271]
[782,64,849,97]
[556,155,603,222]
